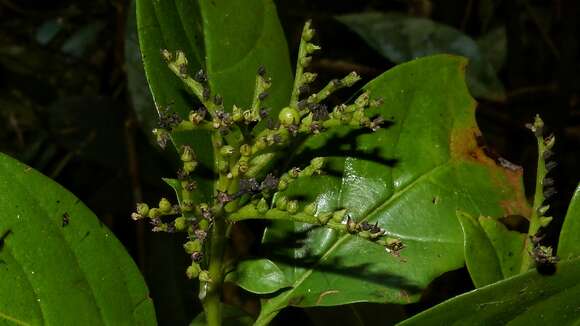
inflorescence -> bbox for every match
[132,20,403,281]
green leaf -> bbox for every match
[478,216,526,278]
[0,152,156,325]
[190,305,253,326]
[558,183,580,260]
[137,0,292,193]
[457,211,504,287]
[226,258,291,294]
[257,55,529,321]
[336,12,505,101]
[126,0,157,140]
[398,258,580,325]
[457,212,526,287]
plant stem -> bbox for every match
[521,116,550,272]
[202,133,229,326]
[203,216,226,326]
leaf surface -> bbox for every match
[0,153,155,325]
[457,211,503,287]
[336,12,505,101]
[257,55,529,321]
[398,258,580,325]
[226,258,291,294]
[136,0,292,192]
[558,183,580,260]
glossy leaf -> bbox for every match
[0,152,156,325]
[126,0,157,140]
[336,12,505,101]
[457,212,526,287]
[257,55,529,322]
[478,216,526,278]
[457,211,503,287]
[137,0,293,194]
[558,183,580,260]
[226,258,291,294]
[398,258,580,325]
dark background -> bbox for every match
[1,0,579,324]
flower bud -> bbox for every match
[198,218,210,230]
[148,208,160,219]
[331,209,347,223]
[257,198,269,214]
[305,43,321,54]
[277,178,288,191]
[186,263,201,279]
[240,144,252,157]
[232,105,243,122]
[174,217,187,231]
[198,270,211,282]
[275,196,288,210]
[183,161,198,173]
[136,203,150,216]
[159,198,172,213]
[287,200,299,214]
[310,157,325,170]
[161,49,173,62]
[220,145,235,157]
[303,202,317,215]
[342,71,361,87]
[184,239,202,254]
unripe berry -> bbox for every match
[278,107,300,127]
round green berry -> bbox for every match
[278,107,300,126]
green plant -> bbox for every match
[131,0,579,325]
[1,1,579,325]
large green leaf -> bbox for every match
[336,12,505,101]
[0,152,155,325]
[398,258,580,325]
[136,0,293,189]
[558,183,580,260]
[256,55,529,322]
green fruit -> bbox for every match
[278,107,300,126]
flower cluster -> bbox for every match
[132,21,402,281]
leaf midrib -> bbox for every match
[267,160,452,311]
